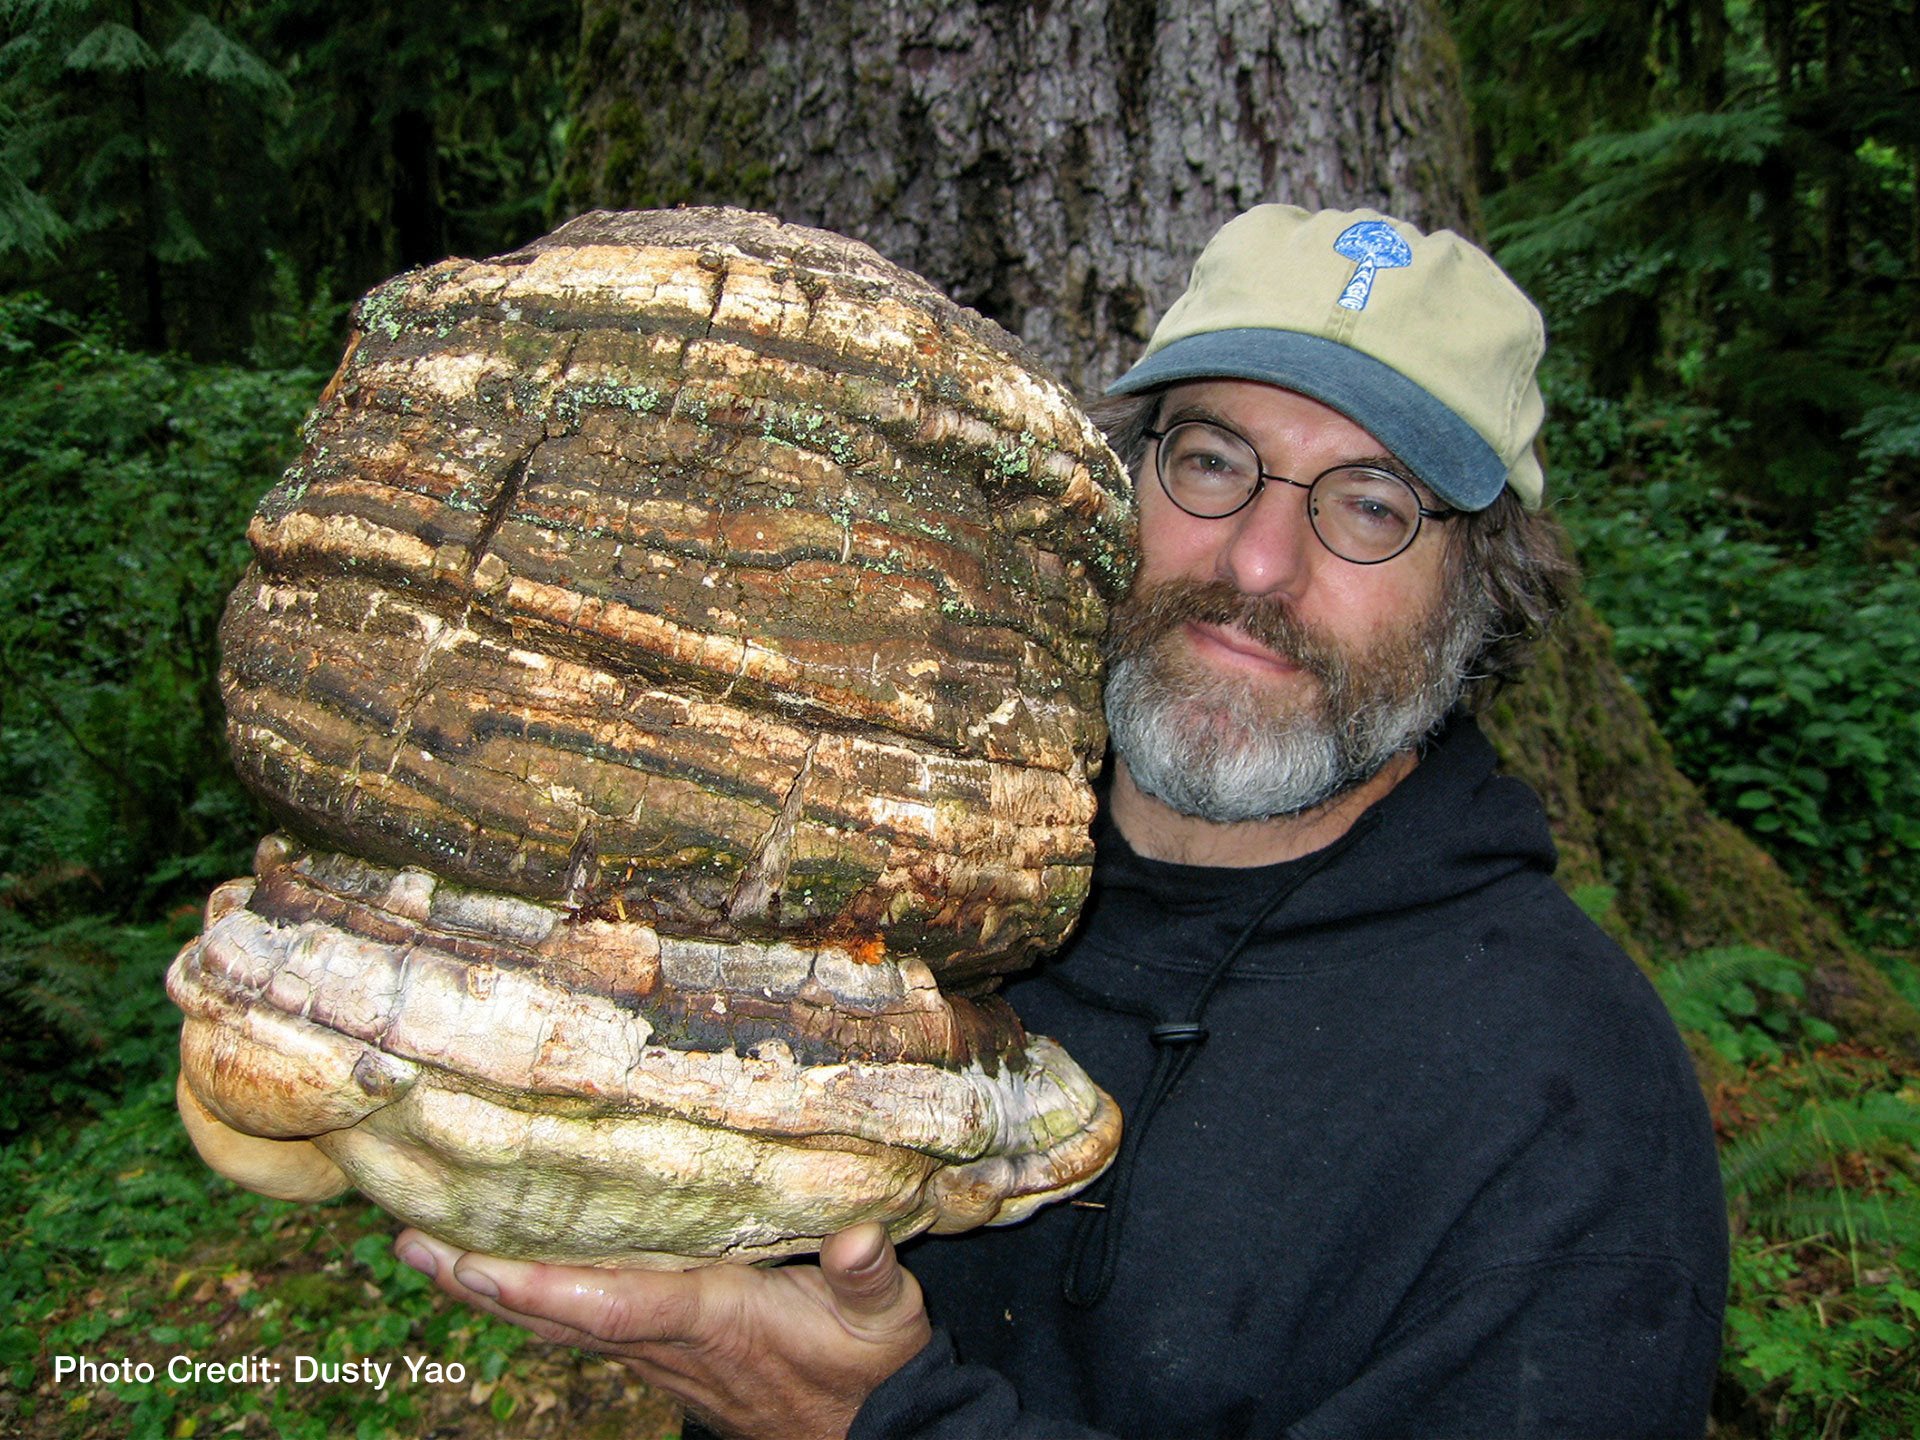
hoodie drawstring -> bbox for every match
[1056,818,1375,1308]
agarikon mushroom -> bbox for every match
[167,208,1130,1267]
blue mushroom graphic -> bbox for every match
[1333,221,1413,311]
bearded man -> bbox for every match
[397,205,1730,1440]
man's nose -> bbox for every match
[1214,481,1318,599]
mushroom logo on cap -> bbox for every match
[1334,220,1413,311]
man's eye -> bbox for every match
[1312,466,1418,520]
[1349,495,1399,525]
[1184,450,1239,477]
[1166,437,1252,482]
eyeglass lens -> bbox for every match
[1156,421,1424,564]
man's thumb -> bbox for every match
[820,1222,913,1323]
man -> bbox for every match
[395,204,1729,1439]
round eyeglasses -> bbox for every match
[1145,420,1456,565]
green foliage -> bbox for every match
[1724,1235,1920,1440]
[1722,1090,1920,1248]
[1714,1069,1920,1437]
[1653,941,1920,1436]
[1653,944,1839,1065]
[0,293,318,917]
[0,1,577,359]
[1492,104,1785,303]
[253,0,577,316]
[0,910,189,1136]
[0,1049,535,1437]
[0,0,293,351]
[1549,369,1920,947]
[1455,0,1920,529]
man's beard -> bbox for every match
[1101,576,1488,824]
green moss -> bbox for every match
[777,857,874,920]
[991,434,1036,481]
[560,2,781,213]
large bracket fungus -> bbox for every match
[167,208,1132,1267]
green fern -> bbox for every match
[0,909,182,1134]
[1653,944,1836,1062]
[1722,1093,1920,1202]
[1721,1090,1920,1272]
[1741,1190,1920,1250]
[1655,943,1805,1010]
[0,909,115,1049]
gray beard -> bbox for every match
[1101,577,1487,824]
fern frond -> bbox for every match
[1743,1189,1920,1248]
[1721,1093,1920,1205]
[1655,944,1805,1013]
[0,910,119,1052]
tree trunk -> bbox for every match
[561,0,1918,1054]
[562,0,1476,394]
[127,0,168,351]
[1822,0,1851,291]
[1760,0,1799,298]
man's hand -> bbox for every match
[393,1223,931,1440]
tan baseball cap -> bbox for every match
[1108,204,1547,510]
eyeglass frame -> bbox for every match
[1142,419,1458,565]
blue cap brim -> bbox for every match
[1105,329,1508,511]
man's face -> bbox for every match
[1104,379,1485,823]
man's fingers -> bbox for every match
[818,1223,916,1327]
[393,1230,448,1282]
[395,1230,597,1349]
[397,1225,928,1437]
[393,1228,707,1350]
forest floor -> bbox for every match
[6,1150,684,1440]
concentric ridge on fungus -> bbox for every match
[167,208,1132,1266]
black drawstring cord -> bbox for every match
[1058,818,1376,1308]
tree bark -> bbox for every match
[562,0,1475,394]
[1822,0,1851,291]
[561,0,1918,1054]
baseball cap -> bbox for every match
[1107,205,1547,510]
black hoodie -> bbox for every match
[850,719,1728,1440]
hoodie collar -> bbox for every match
[1092,717,1558,941]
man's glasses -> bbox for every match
[1146,420,1455,565]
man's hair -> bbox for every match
[1086,390,1577,712]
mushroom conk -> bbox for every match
[167,208,1133,1268]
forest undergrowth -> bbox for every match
[0,303,685,1438]
[1547,373,1920,1438]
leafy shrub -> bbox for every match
[1712,1070,1920,1438]
[1548,370,1920,946]
[1724,1233,1920,1440]
[0,912,190,1137]
[1652,944,1920,1437]
[1721,1090,1920,1250]
[0,294,320,920]
[1653,944,1838,1066]
[1,1065,536,1438]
